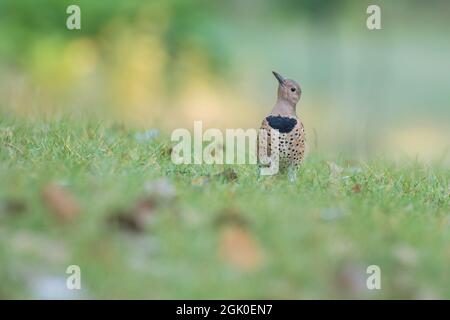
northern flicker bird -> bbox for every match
[258,71,306,179]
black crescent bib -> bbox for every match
[266,115,297,134]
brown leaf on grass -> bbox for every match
[352,183,362,193]
[214,168,238,182]
[215,206,248,227]
[109,211,143,232]
[217,207,262,271]
[108,197,157,233]
[0,198,27,216]
[220,224,263,272]
[42,183,80,223]
[108,179,177,233]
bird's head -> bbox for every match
[272,71,301,106]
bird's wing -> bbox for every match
[285,119,306,165]
[258,118,273,165]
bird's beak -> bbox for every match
[272,71,286,86]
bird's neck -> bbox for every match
[271,98,297,117]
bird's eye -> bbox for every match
[290,88,296,92]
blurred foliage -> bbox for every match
[0,0,227,82]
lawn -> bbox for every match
[0,116,449,299]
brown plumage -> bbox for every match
[258,71,306,178]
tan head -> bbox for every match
[273,71,301,106]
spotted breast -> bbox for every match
[258,115,306,170]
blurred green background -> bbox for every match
[1,0,449,162]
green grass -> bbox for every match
[0,117,449,299]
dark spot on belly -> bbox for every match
[266,116,297,134]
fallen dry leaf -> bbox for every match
[219,224,263,271]
[215,206,248,227]
[352,183,362,193]
[108,197,157,233]
[0,198,27,216]
[108,212,143,232]
[42,183,80,223]
[108,180,177,233]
